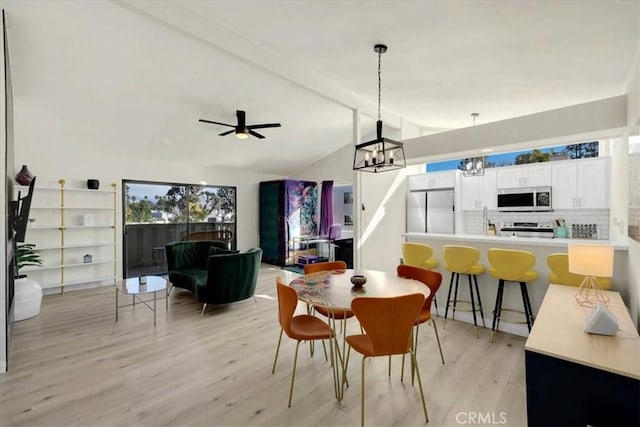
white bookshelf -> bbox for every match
[21,179,117,293]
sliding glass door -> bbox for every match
[123,180,236,278]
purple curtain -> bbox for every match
[319,180,333,237]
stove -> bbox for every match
[500,222,555,238]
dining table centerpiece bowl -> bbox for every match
[350,274,367,287]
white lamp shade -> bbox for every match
[568,244,614,277]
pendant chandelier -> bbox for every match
[353,44,406,173]
[462,113,485,176]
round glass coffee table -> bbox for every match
[114,276,168,326]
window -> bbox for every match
[123,180,236,277]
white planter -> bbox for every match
[14,277,43,321]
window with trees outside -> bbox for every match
[426,141,600,172]
[123,180,236,277]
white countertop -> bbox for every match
[403,232,629,251]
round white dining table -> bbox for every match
[284,268,430,401]
[287,268,430,310]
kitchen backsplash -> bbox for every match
[463,209,610,240]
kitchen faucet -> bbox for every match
[482,205,488,235]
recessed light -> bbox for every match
[481,148,494,153]
[200,181,207,186]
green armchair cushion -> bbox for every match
[194,247,263,305]
[208,246,240,256]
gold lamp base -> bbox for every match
[575,276,609,308]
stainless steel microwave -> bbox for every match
[497,186,552,212]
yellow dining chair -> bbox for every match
[442,245,486,337]
[272,277,337,407]
[345,293,429,427]
[488,249,538,342]
[547,253,612,289]
[402,242,439,269]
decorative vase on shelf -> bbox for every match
[15,165,34,186]
[86,179,100,190]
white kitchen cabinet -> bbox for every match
[460,169,497,210]
[19,179,117,294]
[408,170,456,190]
[552,157,609,209]
[496,164,551,188]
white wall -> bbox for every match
[616,8,640,327]
[13,147,282,270]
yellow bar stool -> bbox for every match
[442,245,486,337]
[402,242,439,311]
[487,249,538,342]
[547,253,613,288]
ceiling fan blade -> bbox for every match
[199,119,234,127]
[247,123,281,129]
[218,130,235,136]
[249,130,265,139]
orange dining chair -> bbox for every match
[345,293,429,427]
[397,264,445,382]
[304,261,352,385]
[272,277,337,407]
[304,261,352,326]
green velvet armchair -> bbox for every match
[165,240,230,293]
[196,247,263,314]
[165,241,262,315]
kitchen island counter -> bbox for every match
[403,232,629,251]
[403,232,630,338]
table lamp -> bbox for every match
[568,243,614,308]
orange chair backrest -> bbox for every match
[304,261,347,275]
[396,264,442,313]
[276,277,298,336]
[351,293,425,356]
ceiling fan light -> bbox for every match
[235,130,249,139]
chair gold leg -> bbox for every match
[288,341,301,407]
[411,351,429,423]
[388,355,392,377]
[411,324,419,385]
[201,303,207,317]
[431,319,445,364]
[272,329,283,374]
[401,354,405,382]
[361,356,367,427]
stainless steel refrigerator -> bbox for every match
[406,188,455,234]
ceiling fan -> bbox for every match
[199,110,281,139]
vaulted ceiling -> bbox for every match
[4,0,638,175]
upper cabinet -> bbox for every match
[552,157,609,209]
[408,170,456,190]
[496,163,551,188]
[460,169,497,210]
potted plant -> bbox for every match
[14,243,43,321]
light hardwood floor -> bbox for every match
[0,265,527,426]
